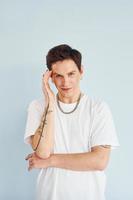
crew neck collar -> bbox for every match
[57,93,86,105]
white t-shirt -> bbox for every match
[24,93,119,200]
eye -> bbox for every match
[69,73,75,76]
[55,74,62,78]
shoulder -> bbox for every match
[27,97,45,112]
[84,94,111,114]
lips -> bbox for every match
[61,88,72,91]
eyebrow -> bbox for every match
[53,70,76,76]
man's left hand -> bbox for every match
[25,152,52,171]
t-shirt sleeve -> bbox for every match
[90,101,120,149]
[24,100,42,145]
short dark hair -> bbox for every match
[46,44,82,71]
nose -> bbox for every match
[62,76,69,86]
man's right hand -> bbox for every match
[42,69,55,107]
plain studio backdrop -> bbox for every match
[0,0,132,199]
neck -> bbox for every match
[57,89,82,104]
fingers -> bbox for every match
[42,71,52,91]
[25,153,49,171]
[25,156,34,171]
[42,71,54,96]
[42,70,55,102]
[28,158,33,171]
[28,166,32,171]
[25,153,33,160]
[43,70,52,83]
[25,153,36,171]
[25,152,35,160]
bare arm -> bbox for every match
[30,105,48,151]
[31,101,55,158]
[50,145,111,171]
[30,70,55,159]
[26,145,111,171]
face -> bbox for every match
[51,59,83,98]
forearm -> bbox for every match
[31,105,48,150]
[32,102,55,158]
[50,151,107,171]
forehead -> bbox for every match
[51,59,79,74]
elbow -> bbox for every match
[97,164,106,171]
[31,139,51,159]
[35,150,51,159]
[91,147,110,171]
[97,159,109,171]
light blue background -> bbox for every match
[0,0,132,199]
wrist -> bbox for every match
[48,102,55,110]
[48,95,56,104]
[44,102,54,110]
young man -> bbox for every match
[24,44,119,200]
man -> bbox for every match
[24,44,119,200]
